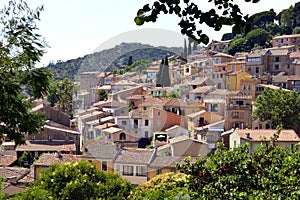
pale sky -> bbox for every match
[8,0,300,66]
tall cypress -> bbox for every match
[160,56,170,87]
[127,56,133,66]
[193,41,198,51]
[183,39,187,59]
[188,40,192,55]
[156,59,164,87]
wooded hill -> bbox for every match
[46,42,182,80]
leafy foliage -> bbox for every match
[135,0,260,44]
[16,161,132,200]
[227,37,249,55]
[129,172,190,200]
[177,141,300,199]
[47,78,75,113]
[251,9,277,29]
[253,88,300,130]
[113,60,151,75]
[0,0,53,144]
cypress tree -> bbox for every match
[193,41,198,51]
[160,57,170,87]
[164,56,169,66]
[127,56,133,66]
[156,59,164,87]
[183,39,187,59]
[188,40,192,55]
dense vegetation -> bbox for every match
[0,0,53,144]
[46,43,182,80]
[226,3,300,55]
[14,161,132,200]
[253,88,300,131]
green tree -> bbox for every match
[160,58,171,87]
[135,0,260,43]
[246,28,272,48]
[16,161,132,200]
[47,78,74,114]
[278,7,294,34]
[0,0,53,144]
[253,88,300,130]
[192,40,198,51]
[127,56,133,66]
[187,40,192,55]
[156,59,164,87]
[183,39,187,59]
[129,172,190,200]
[266,23,285,36]
[251,9,277,29]
[97,89,107,101]
[293,26,300,34]
[177,140,300,199]
[227,37,249,56]
[222,32,235,41]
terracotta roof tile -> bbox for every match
[83,142,118,159]
[0,155,17,167]
[115,148,153,165]
[237,129,300,142]
[34,153,80,166]
[0,167,29,180]
[16,141,76,152]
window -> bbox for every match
[242,85,246,90]
[274,65,279,70]
[145,119,149,126]
[287,64,290,69]
[236,100,244,105]
[134,119,138,129]
[248,85,251,90]
[136,166,147,177]
[156,168,162,175]
[157,111,160,116]
[121,121,127,125]
[143,106,147,111]
[115,165,120,172]
[119,133,126,141]
[108,134,111,139]
[145,131,149,138]
[232,112,239,119]
[255,67,259,73]
[199,117,205,125]
[231,65,236,71]
[157,120,162,129]
[247,67,252,72]
[211,104,219,112]
[102,161,107,171]
[273,56,281,62]
[234,140,237,148]
[240,64,243,70]
[186,67,190,73]
[123,165,134,176]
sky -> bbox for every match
[8,0,300,66]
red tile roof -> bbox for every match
[237,129,300,142]
[0,155,17,167]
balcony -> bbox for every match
[227,104,252,111]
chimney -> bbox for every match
[246,133,251,139]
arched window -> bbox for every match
[119,133,126,141]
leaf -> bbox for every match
[134,17,144,25]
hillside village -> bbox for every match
[2,33,300,195]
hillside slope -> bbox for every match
[46,43,183,80]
